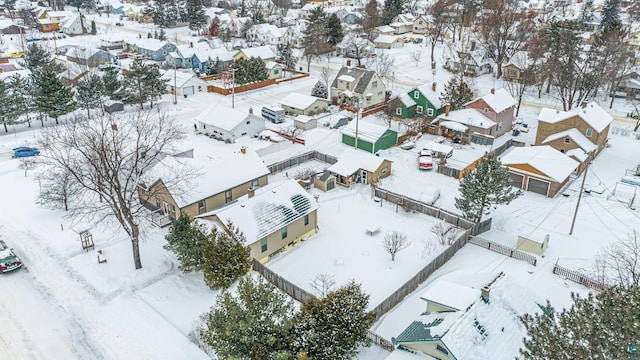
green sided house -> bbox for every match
[409,81,446,118]
[341,120,398,153]
[197,179,318,263]
[389,93,417,119]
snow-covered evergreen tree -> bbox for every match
[454,153,522,223]
[277,43,296,71]
[201,221,251,290]
[327,13,344,47]
[439,77,474,110]
[7,73,34,127]
[34,65,77,124]
[200,276,295,359]
[76,74,104,117]
[164,213,210,272]
[292,281,376,359]
[520,285,640,360]
[311,81,328,99]
[101,67,122,99]
[381,0,403,25]
[185,0,206,31]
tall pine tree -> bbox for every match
[381,0,403,25]
[7,74,34,127]
[164,213,210,272]
[76,74,104,117]
[326,13,344,48]
[34,65,77,124]
[185,0,206,31]
[200,221,251,290]
[440,77,474,110]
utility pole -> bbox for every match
[173,62,177,105]
[231,68,236,109]
[354,100,361,150]
[569,151,594,235]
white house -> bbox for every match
[279,93,329,116]
[196,104,266,142]
[60,13,86,36]
[161,70,208,96]
[246,24,293,46]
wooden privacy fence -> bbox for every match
[252,259,316,303]
[552,263,607,291]
[267,150,338,174]
[468,236,538,266]
[373,187,492,236]
[371,229,470,317]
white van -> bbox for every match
[261,106,286,123]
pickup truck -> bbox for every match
[418,149,434,170]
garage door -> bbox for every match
[509,172,524,189]
[527,178,550,196]
[183,86,194,95]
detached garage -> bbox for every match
[500,145,579,197]
[162,70,208,97]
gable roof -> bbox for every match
[327,148,388,176]
[161,70,207,88]
[415,81,443,109]
[435,109,496,129]
[199,179,318,244]
[195,104,260,132]
[145,150,269,208]
[130,38,173,51]
[280,93,326,110]
[397,93,417,107]
[537,102,612,133]
[341,119,392,143]
[374,35,400,44]
[331,66,377,95]
[476,88,516,113]
[420,280,481,311]
[541,128,596,153]
[500,145,579,182]
[237,45,276,60]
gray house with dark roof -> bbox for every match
[330,66,387,109]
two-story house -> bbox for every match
[127,38,177,61]
[330,66,387,109]
[233,45,277,63]
[413,14,431,34]
[390,81,446,120]
[246,24,293,46]
[464,88,517,137]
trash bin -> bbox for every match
[183,94,187,98]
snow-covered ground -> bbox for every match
[2,18,640,359]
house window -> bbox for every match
[381,166,388,174]
[416,105,423,114]
[274,69,279,74]
[372,81,377,88]
[198,86,202,92]
[484,107,489,113]
[586,128,593,137]
[198,200,206,214]
[564,137,570,144]
[281,226,288,239]
[427,108,434,116]
[304,214,309,226]
[396,107,402,115]
[225,189,232,203]
[252,179,259,188]
[260,237,268,252]
[414,90,420,99]
[436,344,448,355]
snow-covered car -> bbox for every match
[12,147,40,158]
[0,245,23,273]
[419,149,434,170]
[400,141,416,150]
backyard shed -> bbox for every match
[341,120,398,153]
[294,115,317,130]
[327,149,392,187]
[517,233,549,256]
[314,171,336,192]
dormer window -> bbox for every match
[586,128,593,137]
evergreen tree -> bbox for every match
[363,0,381,32]
[7,74,34,127]
[90,20,97,35]
[159,29,166,41]
[101,67,122,99]
[601,0,622,31]
[0,82,12,132]
[292,281,376,359]
[208,17,220,38]
[34,65,77,124]
[381,0,403,25]
[164,213,210,272]
[302,10,331,72]
[311,81,328,99]
[124,60,166,109]
[67,0,84,12]
[154,29,159,39]
[454,153,522,223]
[200,276,295,359]
[186,0,206,31]
[200,221,251,290]
[439,77,474,110]
[76,74,104,117]
[145,64,167,108]
[520,286,640,360]
[22,43,59,73]
[148,32,152,39]
[247,56,268,82]
[326,13,344,48]
[579,0,594,30]
[277,43,296,71]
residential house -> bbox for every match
[166,43,212,69]
[327,148,392,187]
[229,17,253,37]
[389,93,417,119]
[279,93,329,116]
[335,36,375,59]
[444,51,492,76]
[431,107,497,140]
[389,13,414,34]
[65,47,110,68]
[341,120,398,153]
[46,10,72,23]
[299,3,319,19]
[127,38,177,61]
[373,25,396,36]
[203,8,234,26]
[193,47,234,73]
[293,115,317,130]
[330,66,387,109]
[233,45,277,63]
[37,18,60,32]
[342,12,363,25]
[413,14,431,35]
[0,19,25,35]
[612,71,640,100]
[98,34,124,50]
[410,81,445,117]
[60,13,87,36]
[246,24,293,46]
[265,61,284,79]
[197,179,318,263]
[373,35,404,49]
[195,104,266,142]
[395,276,541,360]
[140,149,270,221]
[500,145,579,197]
[464,88,517,137]
[535,101,612,170]
[161,70,207,96]
[123,4,143,21]
[502,51,537,83]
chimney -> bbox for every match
[190,42,193,48]
[490,88,495,95]
[445,103,451,116]
[481,285,490,303]
[248,186,255,198]
[249,107,253,114]
[432,82,437,92]
[581,101,588,108]
[240,146,247,154]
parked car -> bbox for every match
[400,141,416,150]
[413,38,423,44]
[25,37,41,42]
[0,245,23,273]
[12,147,40,158]
[9,52,26,58]
[418,149,433,170]
[115,22,124,26]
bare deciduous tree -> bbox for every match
[36,168,81,211]
[310,272,336,297]
[425,0,448,69]
[382,231,410,261]
[281,126,303,143]
[594,230,640,287]
[421,238,436,260]
[431,221,454,245]
[320,65,332,88]
[293,166,318,181]
[366,52,394,85]
[38,111,194,270]
[18,157,37,177]
[410,49,423,68]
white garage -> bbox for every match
[162,70,208,97]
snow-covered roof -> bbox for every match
[541,128,596,153]
[47,10,72,18]
[265,61,281,70]
[130,38,172,51]
[415,81,443,109]
[175,43,211,59]
[238,45,276,60]
[479,88,517,113]
[145,150,269,208]
[500,145,579,182]
[161,70,206,89]
[374,35,399,44]
[279,93,326,110]
[537,102,612,133]
[327,148,387,176]
[338,74,355,82]
[199,179,318,244]
[0,69,31,82]
[420,280,481,311]
[195,104,258,132]
[206,47,234,62]
[375,25,395,33]
[435,109,496,129]
[341,119,392,143]
[566,148,589,162]
[397,93,416,107]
